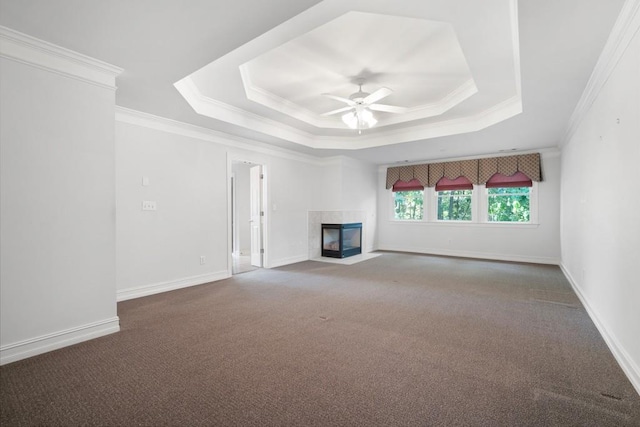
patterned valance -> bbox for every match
[385,164,429,189]
[385,153,541,189]
[478,153,541,184]
[427,160,479,187]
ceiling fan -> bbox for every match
[321,80,407,132]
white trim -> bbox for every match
[227,155,234,276]
[174,77,316,146]
[242,58,478,129]
[239,63,338,129]
[260,165,270,269]
[0,25,122,89]
[227,155,269,273]
[386,220,540,229]
[115,106,326,166]
[378,246,559,265]
[267,254,309,269]
[0,317,120,366]
[559,263,640,396]
[179,71,522,150]
[561,0,640,147]
[116,271,229,302]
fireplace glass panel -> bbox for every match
[321,223,362,258]
[343,228,361,251]
[323,229,340,251]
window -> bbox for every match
[392,178,424,221]
[394,190,424,220]
[487,187,531,222]
[386,157,540,224]
[485,171,533,222]
[437,190,472,221]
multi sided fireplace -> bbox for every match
[322,223,362,258]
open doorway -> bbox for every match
[231,161,264,274]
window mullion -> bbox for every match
[477,184,487,223]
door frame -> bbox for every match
[227,154,268,275]
[249,164,263,267]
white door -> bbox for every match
[249,165,263,267]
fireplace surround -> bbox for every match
[322,223,362,258]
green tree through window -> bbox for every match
[394,190,424,220]
[488,187,530,222]
[437,190,472,221]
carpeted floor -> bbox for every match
[1,252,639,426]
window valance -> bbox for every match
[428,160,478,187]
[478,153,541,184]
[385,153,541,190]
[385,164,429,189]
[485,171,533,188]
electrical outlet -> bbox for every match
[142,201,157,211]
[200,256,206,265]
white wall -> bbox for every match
[307,156,378,257]
[115,110,324,296]
[340,157,378,252]
[376,153,561,264]
[0,30,121,364]
[310,157,343,211]
[115,121,229,300]
[266,154,319,266]
[560,14,639,393]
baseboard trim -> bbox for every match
[560,264,640,396]
[0,317,120,366]
[378,245,560,265]
[117,271,230,302]
[267,255,308,269]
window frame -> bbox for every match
[486,186,532,223]
[390,188,426,221]
[389,182,539,225]
[433,187,475,222]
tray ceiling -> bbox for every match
[175,0,521,150]
[0,0,626,163]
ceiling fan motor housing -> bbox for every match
[349,90,370,104]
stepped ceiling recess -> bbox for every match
[0,0,626,163]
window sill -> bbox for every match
[388,220,540,229]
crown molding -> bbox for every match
[174,76,317,146]
[239,63,339,129]
[240,59,478,129]
[177,72,522,151]
[374,79,478,127]
[560,0,640,147]
[348,95,522,151]
[115,106,327,166]
[0,26,122,90]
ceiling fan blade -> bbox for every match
[369,104,407,114]
[363,87,392,105]
[321,106,353,116]
[322,93,356,106]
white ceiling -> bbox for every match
[0,0,626,164]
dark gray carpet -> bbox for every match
[2,252,639,426]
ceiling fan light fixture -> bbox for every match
[360,108,377,128]
[324,83,399,131]
[341,108,377,130]
[342,111,358,129]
